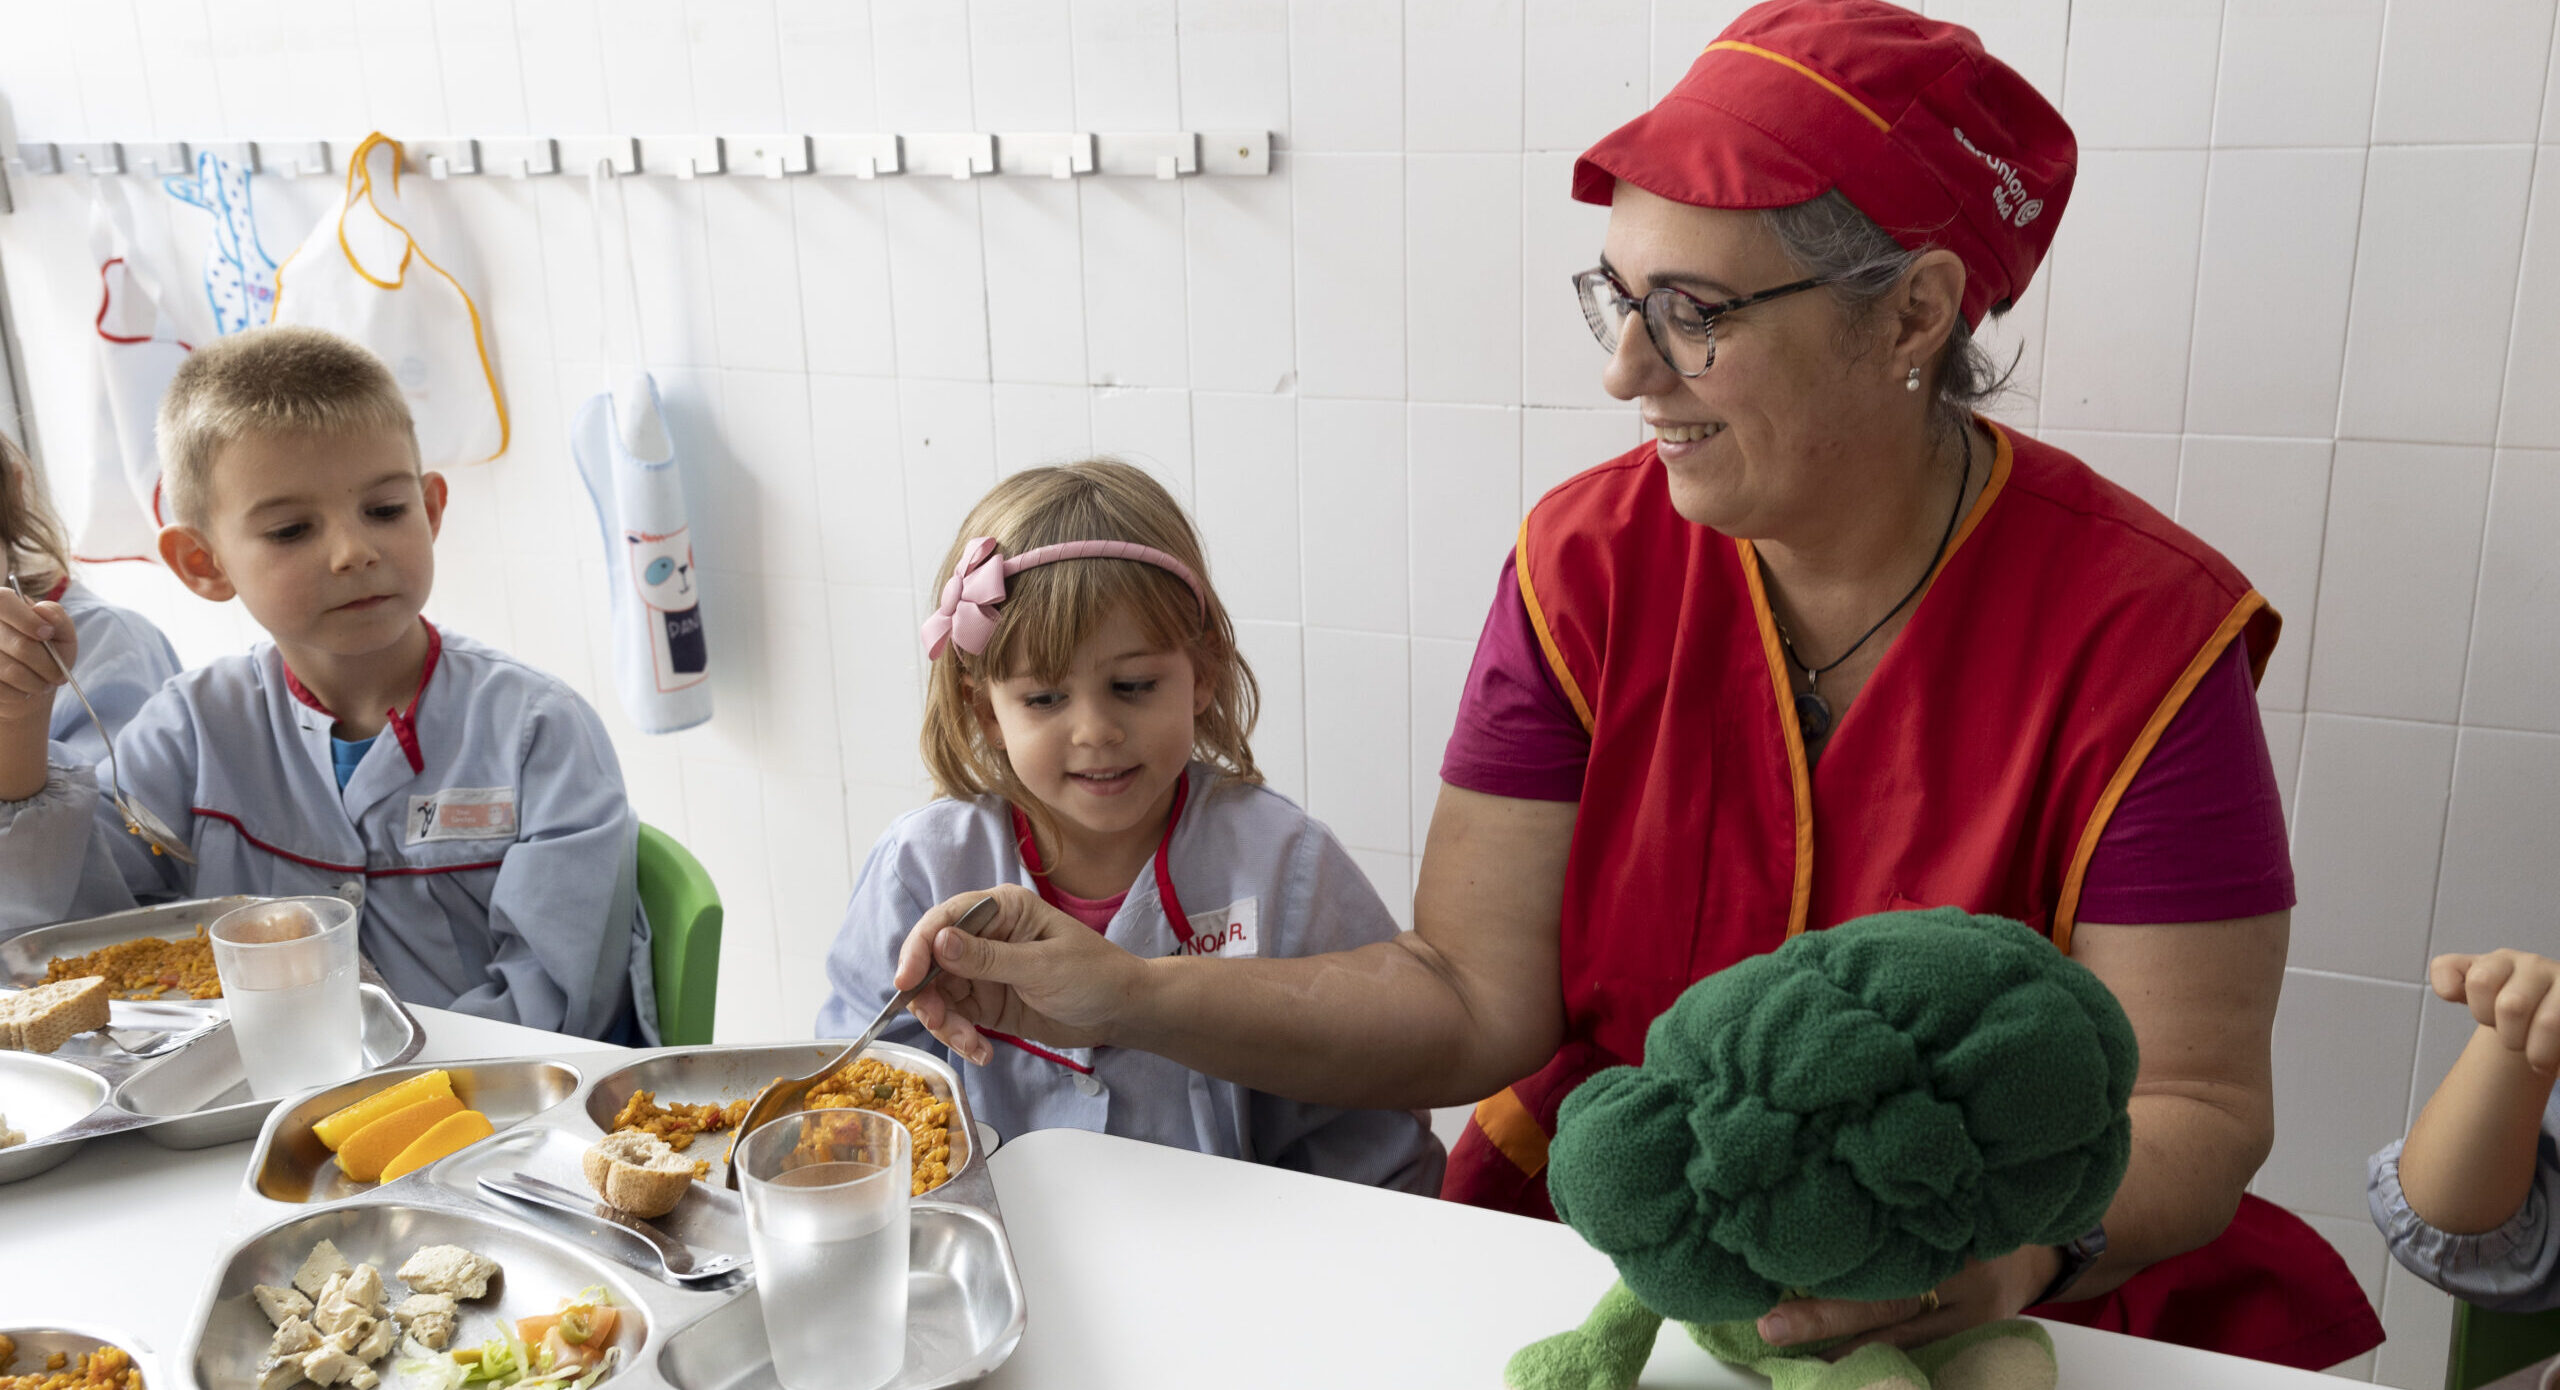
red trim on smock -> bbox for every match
[281,619,442,773]
[987,772,1197,1076]
[187,806,503,878]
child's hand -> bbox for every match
[0,585,74,727]
[2431,949,2560,1075]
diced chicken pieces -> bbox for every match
[300,1338,363,1386]
[338,1261,386,1311]
[266,1315,321,1360]
[348,1368,380,1390]
[293,1240,354,1299]
[253,1284,314,1328]
[312,1287,373,1339]
[391,1293,459,1351]
[352,1318,398,1363]
[395,1244,499,1300]
[253,1352,305,1390]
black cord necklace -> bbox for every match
[1770,425,1973,746]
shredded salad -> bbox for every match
[389,1287,622,1390]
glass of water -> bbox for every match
[737,1107,912,1390]
[206,895,364,1101]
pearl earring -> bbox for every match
[1905,366,1922,393]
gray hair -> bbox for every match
[1760,190,2016,429]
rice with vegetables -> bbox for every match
[42,926,220,1001]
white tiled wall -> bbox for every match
[2,5,2556,1380]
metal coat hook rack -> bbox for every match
[0,130,1270,206]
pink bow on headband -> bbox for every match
[920,537,1208,659]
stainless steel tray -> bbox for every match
[0,1322,162,1388]
[185,1200,671,1390]
[0,980,424,1179]
[217,1041,1025,1390]
[0,896,258,999]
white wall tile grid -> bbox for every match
[2,6,2557,1380]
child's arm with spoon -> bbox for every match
[0,581,74,802]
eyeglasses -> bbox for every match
[1573,266,1834,378]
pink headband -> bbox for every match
[921,537,1208,659]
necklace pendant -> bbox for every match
[1794,690,1833,743]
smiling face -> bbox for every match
[1599,183,1909,536]
[181,426,444,661]
[975,606,1213,873]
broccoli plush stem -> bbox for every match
[1503,1280,1662,1390]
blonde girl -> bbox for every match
[0,430,180,769]
[817,460,1443,1192]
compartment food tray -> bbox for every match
[206,1040,1025,1390]
[0,899,427,1177]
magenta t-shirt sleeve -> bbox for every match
[1438,553,1591,802]
[2074,639,2298,924]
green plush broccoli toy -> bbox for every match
[1507,908,2138,1390]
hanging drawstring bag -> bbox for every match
[571,160,713,734]
[73,176,191,563]
[269,132,507,468]
[162,147,277,337]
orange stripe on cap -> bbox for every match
[2051,590,2271,953]
[1706,40,1893,133]
[1472,1085,1552,1178]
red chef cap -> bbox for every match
[1573,0,2075,326]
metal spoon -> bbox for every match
[478,1171,747,1286]
[99,1014,227,1059]
[4,573,194,863]
[723,893,1000,1191]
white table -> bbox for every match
[2,1013,2355,1389]
[979,1126,2356,1390]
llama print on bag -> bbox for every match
[628,528,709,689]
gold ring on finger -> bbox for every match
[1917,1289,1940,1315]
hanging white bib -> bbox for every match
[270,133,507,468]
[73,179,191,563]
[570,162,713,734]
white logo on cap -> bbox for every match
[1951,125,2041,228]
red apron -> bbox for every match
[1443,423,2380,1369]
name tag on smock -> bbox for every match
[1177,898,1259,958]
[405,787,518,844]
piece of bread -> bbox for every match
[582,1130,697,1217]
[0,977,109,1053]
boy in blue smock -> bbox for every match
[0,325,654,1041]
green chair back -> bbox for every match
[636,822,723,1046]
[2449,1301,2560,1389]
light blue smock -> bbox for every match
[818,762,1446,1195]
[0,622,656,1042]
[48,578,181,771]
[2369,1087,2560,1312]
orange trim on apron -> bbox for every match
[1740,420,2015,941]
[2052,590,2272,952]
[1514,522,1596,734]
[1737,545,1817,940]
[1472,1085,1551,1179]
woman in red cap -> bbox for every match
[888,0,2381,1369]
